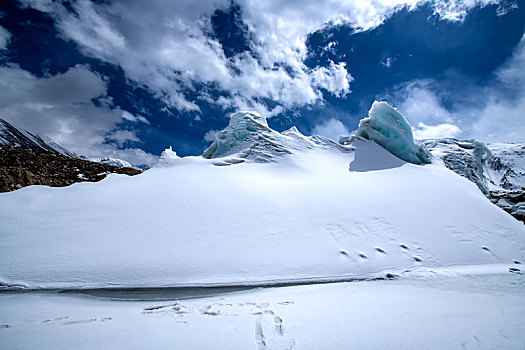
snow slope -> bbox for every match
[1,108,524,289]
[1,274,524,349]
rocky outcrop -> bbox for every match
[0,145,140,192]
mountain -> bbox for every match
[1,102,523,290]
[423,138,525,222]
[1,118,139,169]
[0,118,141,192]
[1,118,78,157]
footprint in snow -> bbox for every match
[358,253,368,260]
[413,256,422,262]
[399,243,409,250]
[375,247,386,254]
[514,260,522,264]
[274,316,283,336]
[62,317,111,326]
[481,246,491,252]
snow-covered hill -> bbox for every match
[1,102,523,290]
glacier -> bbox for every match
[0,104,524,290]
[355,101,432,165]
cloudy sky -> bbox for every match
[0,0,523,166]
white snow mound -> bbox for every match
[0,110,524,289]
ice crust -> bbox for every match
[355,101,432,165]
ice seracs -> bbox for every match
[202,111,351,165]
[202,111,271,159]
[355,101,432,165]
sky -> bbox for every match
[0,0,524,167]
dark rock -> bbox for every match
[0,145,141,192]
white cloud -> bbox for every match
[394,80,456,125]
[312,118,349,141]
[107,130,140,147]
[432,0,500,21]
[20,0,497,116]
[388,34,525,143]
[469,34,525,142]
[203,129,219,143]
[0,64,157,166]
[0,25,11,50]
[121,110,150,125]
[413,122,461,139]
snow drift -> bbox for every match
[1,105,524,289]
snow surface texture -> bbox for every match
[1,109,524,289]
[355,101,431,165]
[1,274,524,349]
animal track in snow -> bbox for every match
[358,253,368,260]
[41,316,69,323]
[399,243,409,250]
[375,247,386,254]
[62,317,111,326]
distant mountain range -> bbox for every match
[0,118,141,192]
[0,118,140,169]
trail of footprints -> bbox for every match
[339,242,423,264]
[143,299,296,349]
[337,239,524,275]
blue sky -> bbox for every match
[0,0,524,166]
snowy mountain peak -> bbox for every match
[0,118,77,158]
[355,101,432,165]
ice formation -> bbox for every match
[201,111,350,164]
[155,146,181,167]
[355,101,431,165]
[202,111,271,159]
